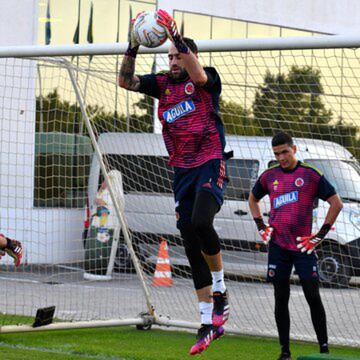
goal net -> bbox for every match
[0,36,359,346]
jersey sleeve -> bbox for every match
[138,74,161,99]
[203,67,221,94]
[251,175,268,200]
[317,175,337,201]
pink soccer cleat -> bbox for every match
[212,290,230,327]
[189,324,224,356]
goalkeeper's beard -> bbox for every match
[170,67,188,81]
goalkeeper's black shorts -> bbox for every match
[173,158,229,227]
[267,241,318,282]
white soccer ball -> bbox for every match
[133,11,168,48]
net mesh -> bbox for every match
[0,46,359,346]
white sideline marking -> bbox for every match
[0,341,131,360]
[57,310,78,315]
[0,276,40,284]
[56,265,84,271]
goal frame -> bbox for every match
[0,35,359,346]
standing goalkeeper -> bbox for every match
[119,10,230,355]
[249,132,343,360]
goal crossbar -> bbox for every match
[1,34,360,58]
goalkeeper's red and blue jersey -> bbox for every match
[138,67,225,168]
[252,161,336,251]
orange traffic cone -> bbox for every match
[152,238,173,287]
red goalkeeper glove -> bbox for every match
[156,9,189,54]
[254,217,273,245]
[2,236,23,267]
[296,223,331,254]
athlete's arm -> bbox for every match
[316,174,343,227]
[118,13,142,91]
[248,192,262,219]
[323,193,343,226]
[297,180,343,254]
[249,190,273,245]
[157,10,207,86]
[118,56,141,91]
[180,52,207,86]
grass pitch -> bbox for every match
[0,324,359,360]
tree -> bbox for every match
[36,89,128,134]
[131,94,154,133]
[252,65,332,138]
[252,65,359,160]
[330,117,360,160]
[220,98,261,136]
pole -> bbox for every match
[114,0,121,130]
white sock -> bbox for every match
[211,269,226,293]
[199,301,213,325]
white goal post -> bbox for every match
[0,35,359,348]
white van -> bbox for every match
[87,133,360,287]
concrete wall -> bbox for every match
[0,1,84,264]
[0,0,38,45]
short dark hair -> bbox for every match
[183,37,198,54]
[271,131,294,147]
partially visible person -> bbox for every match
[248,132,343,360]
[0,234,23,267]
[83,170,125,279]
[93,170,125,240]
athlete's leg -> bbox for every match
[172,150,225,356]
[301,279,329,353]
[273,280,291,356]
[268,242,293,358]
[179,222,213,294]
[191,190,230,326]
[177,208,222,356]
[192,191,222,268]
[192,190,225,290]
[193,159,228,291]
[295,251,329,354]
[176,197,213,326]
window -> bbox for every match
[226,159,259,200]
[34,153,90,208]
[102,155,259,200]
[305,159,360,202]
[34,133,92,208]
[102,155,174,194]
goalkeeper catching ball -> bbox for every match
[248,132,343,360]
[119,9,231,355]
